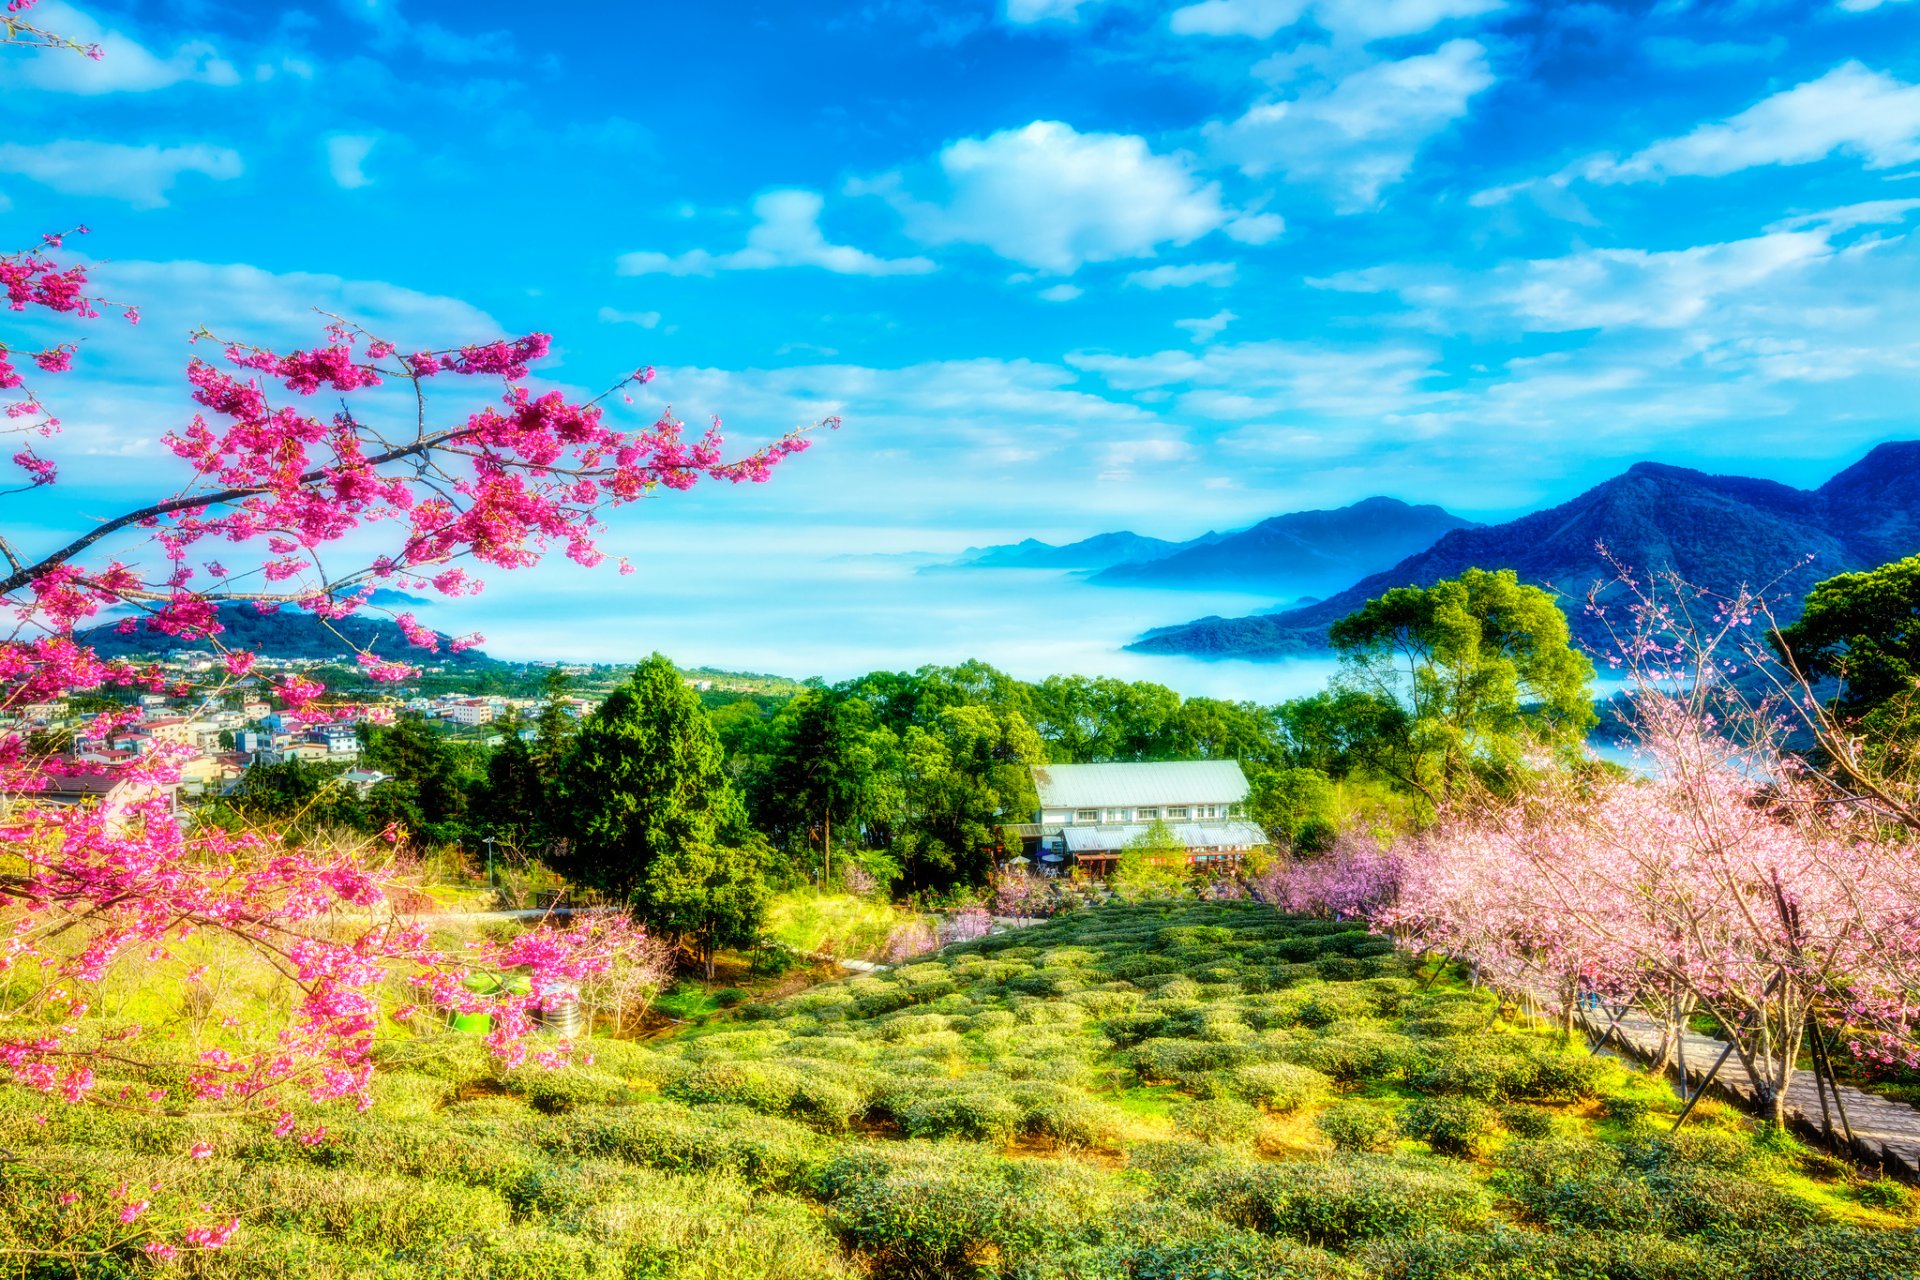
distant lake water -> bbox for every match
[459,554,1346,701]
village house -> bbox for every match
[1016,760,1269,877]
[3,770,179,836]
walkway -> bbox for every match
[1562,994,1920,1177]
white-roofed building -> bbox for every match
[1017,761,1268,876]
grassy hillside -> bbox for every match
[2,902,1915,1279]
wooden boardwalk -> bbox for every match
[1563,995,1920,1177]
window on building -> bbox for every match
[1137,807,1159,821]
[1105,808,1128,822]
[1165,806,1190,819]
[1076,809,1099,823]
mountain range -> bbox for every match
[1131,442,1920,659]
[928,497,1476,594]
[80,602,496,668]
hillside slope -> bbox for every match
[1134,444,1919,659]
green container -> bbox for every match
[449,973,500,1034]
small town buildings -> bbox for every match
[1018,760,1269,876]
[2,771,179,836]
[443,699,495,727]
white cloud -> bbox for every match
[1038,283,1084,301]
[0,140,242,207]
[598,307,662,328]
[1225,211,1286,243]
[337,0,515,63]
[1208,40,1494,208]
[865,121,1262,273]
[1099,435,1193,480]
[1126,262,1239,289]
[617,189,936,277]
[1318,201,1920,333]
[1587,62,1920,183]
[1176,310,1238,342]
[1004,0,1103,20]
[3,1,239,94]
[1838,0,1914,11]
[326,134,377,189]
[1170,0,1500,40]
[1070,340,1446,423]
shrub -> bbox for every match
[1601,1095,1651,1126]
[1497,1104,1554,1139]
[1224,1155,1493,1247]
[1134,1037,1267,1081]
[1227,1063,1334,1114]
[1397,1098,1498,1156]
[1657,1166,1819,1235]
[1279,1030,1420,1085]
[1171,1098,1264,1147]
[1315,1104,1398,1154]
[542,1104,820,1191]
[1514,1171,1663,1233]
[667,1061,802,1115]
[894,1090,1024,1143]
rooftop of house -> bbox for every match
[1031,760,1250,810]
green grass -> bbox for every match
[3,901,1915,1279]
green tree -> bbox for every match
[750,683,896,883]
[639,840,772,979]
[358,715,477,844]
[533,667,578,769]
[1776,555,1920,730]
[1111,818,1189,899]
[1248,766,1341,853]
[479,720,545,858]
[225,758,367,835]
[546,654,731,904]
[1327,567,1596,803]
[895,704,1046,892]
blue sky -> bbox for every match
[7,0,1920,676]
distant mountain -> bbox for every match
[1132,444,1920,660]
[80,603,496,668]
[1093,497,1476,594]
[926,530,1213,573]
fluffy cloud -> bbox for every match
[1126,262,1240,289]
[1170,0,1501,40]
[864,121,1264,273]
[1208,40,1494,207]
[617,189,936,277]
[1587,62,1920,182]
[3,2,239,93]
[0,140,242,207]
[326,135,377,189]
[1038,283,1084,301]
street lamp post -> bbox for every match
[483,836,496,893]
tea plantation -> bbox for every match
[4,901,1918,1278]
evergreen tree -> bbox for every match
[479,719,545,857]
[640,839,771,979]
[546,654,731,904]
[533,667,578,769]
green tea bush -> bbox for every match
[667,1061,802,1115]
[1314,1103,1399,1154]
[1656,1166,1819,1235]
[1397,1097,1499,1156]
[541,1104,821,1191]
[893,1090,1024,1143]
[1512,1171,1664,1233]
[1223,1155,1494,1247]
[1496,1104,1554,1139]
[1279,1029,1420,1085]
[1227,1062,1333,1113]
[1171,1097,1263,1146]
[1133,1037,1268,1081]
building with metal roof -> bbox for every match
[1017,760,1267,876]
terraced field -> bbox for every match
[3,901,1916,1278]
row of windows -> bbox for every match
[1071,804,1243,823]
